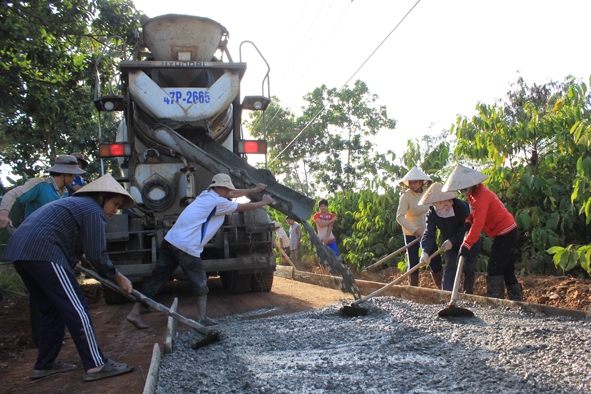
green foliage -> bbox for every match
[453,76,591,275]
[0,0,140,179]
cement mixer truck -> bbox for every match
[93,14,314,303]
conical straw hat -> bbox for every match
[398,166,432,186]
[441,165,488,192]
[74,174,135,209]
[419,183,458,205]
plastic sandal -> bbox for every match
[30,360,77,379]
[83,359,134,382]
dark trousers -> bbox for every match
[488,228,519,285]
[405,235,442,274]
[442,240,480,292]
[141,239,208,298]
[14,260,106,371]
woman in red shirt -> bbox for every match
[442,165,523,301]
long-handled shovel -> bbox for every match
[277,246,297,269]
[361,238,420,281]
[342,248,444,317]
[437,256,474,317]
[76,265,220,348]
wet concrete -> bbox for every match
[156,297,591,393]
[300,221,360,299]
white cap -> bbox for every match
[398,166,432,186]
[441,165,488,192]
[418,182,458,205]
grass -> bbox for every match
[0,265,27,300]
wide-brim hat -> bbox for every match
[419,182,458,205]
[74,173,135,209]
[398,166,432,186]
[70,152,88,169]
[48,155,86,175]
[441,164,488,192]
[208,173,236,190]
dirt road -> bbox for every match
[1,276,352,394]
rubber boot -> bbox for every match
[486,276,505,299]
[506,282,524,301]
[408,274,419,287]
[430,271,443,290]
[196,295,217,327]
[463,271,475,294]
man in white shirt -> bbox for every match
[126,173,272,329]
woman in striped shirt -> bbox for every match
[3,174,137,381]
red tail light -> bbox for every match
[237,140,267,154]
[99,143,132,158]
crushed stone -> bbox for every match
[157,297,591,393]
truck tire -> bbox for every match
[101,284,128,305]
[251,272,274,292]
[229,272,252,294]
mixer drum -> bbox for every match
[142,14,224,87]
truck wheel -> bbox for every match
[101,284,128,305]
[251,272,274,292]
[229,272,252,294]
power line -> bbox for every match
[298,0,353,82]
[251,0,351,136]
[269,0,422,165]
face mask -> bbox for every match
[434,203,455,218]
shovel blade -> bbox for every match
[191,331,220,349]
[437,304,474,318]
[341,305,369,317]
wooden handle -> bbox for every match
[448,256,465,308]
[278,246,296,268]
[76,265,214,336]
[365,238,420,272]
[353,248,443,306]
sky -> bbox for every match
[4,0,589,184]
[130,0,591,165]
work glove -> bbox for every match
[419,251,430,265]
[441,240,452,252]
[458,246,470,259]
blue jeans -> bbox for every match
[141,239,209,298]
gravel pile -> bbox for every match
[156,298,591,393]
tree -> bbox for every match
[247,80,397,195]
[0,0,140,180]
[452,76,591,275]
